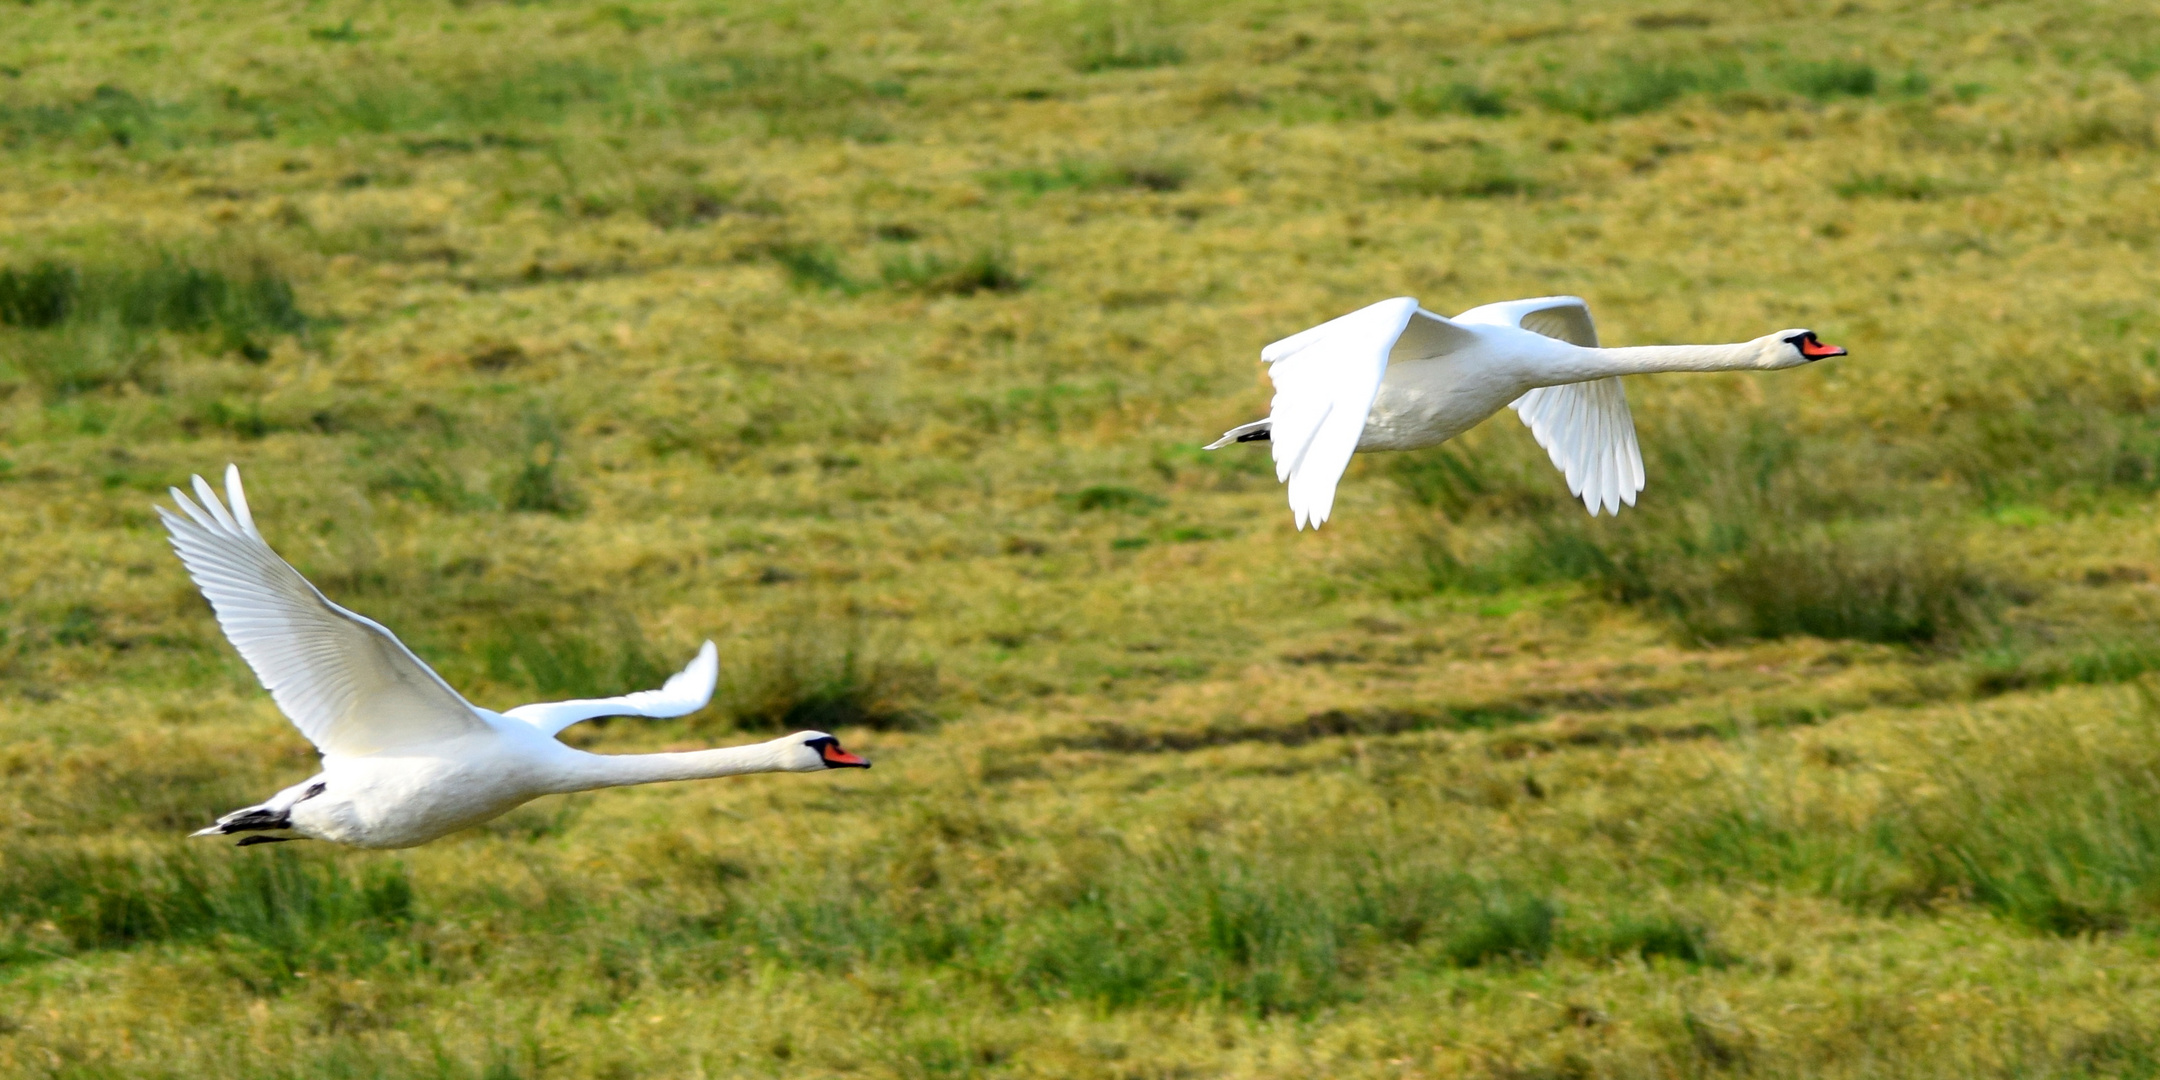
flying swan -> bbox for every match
[160,466,870,849]
[1207,296,1846,528]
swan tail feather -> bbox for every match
[195,804,292,835]
[1204,420,1271,450]
[193,777,326,843]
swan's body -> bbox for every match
[159,467,869,850]
[1207,296,1846,528]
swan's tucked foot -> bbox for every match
[191,812,302,846]
[1204,419,1272,449]
[192,777,326,844]
[189,807,288,838]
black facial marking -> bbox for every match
[1235,428,1271,443]
[235,835,299,847]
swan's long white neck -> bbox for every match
[1549,340,1783,381]
[550,741,801,793]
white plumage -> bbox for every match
[1208,296,1844,528]
[161,470,492,757]
[162,467,871,849]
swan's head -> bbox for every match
[1769,330,1847,368]
[778,731,871,772]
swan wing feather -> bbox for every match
[1453,295,1601,347]
[504,641,720,737]
[1261,297,1423,529]
[1510,378,1644,515]
[159,466,490,756]
[1457,297,1643,516]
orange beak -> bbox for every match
[821,743,871,768]
[1799,335,1847,359]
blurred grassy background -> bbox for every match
[6,0,2160,1076]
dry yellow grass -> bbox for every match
[6,0,2160,1076]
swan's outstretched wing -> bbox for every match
[1458,296,1645,516]
[159,466,491,757]
[504,641,719,738]
[1264,297,1476,529]
[1509,379,1644,515]
[1454,296,1602,350]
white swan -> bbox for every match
[1206,296,1846,528]
[160,466,870,850]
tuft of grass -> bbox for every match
[1779,60,1879,100]
[0,256,306,362]
[577,176,734,229]
[1833,172,1970,200]
[982,158,1188,195]
[1576,912,1729,966]
[1537,59,1743,119]
[1071,11,1186,73]
[0,84,177,151]
[768,242,862,293]
[1634,11,1715,30]
[307,20,362,44]
[1403,81,1512,118]
[0,257,305,400]
[880,246,1027,296]
[719,614,937,732]
[1966,639,2160,697]
[1063,485,1166,512]
[503,412,580,516]
[1438,886,1556,967]
[1,319,158,397]
[1384,156,1544,199]
[367,456,488,511]
[476,620,672,703]
[1389,442,1565,521]
[633,179,730,229]
[0,261,77,328]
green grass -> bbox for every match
[7,0,2160,1076]
[0,257,308,385]
[1535,59,1748,120]
[1403,82,1514,118]
[981,158,1190,195]
[1777,59,1882,100]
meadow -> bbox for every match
[5,0,2160,1075]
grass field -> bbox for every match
[6,0,2160,1075]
